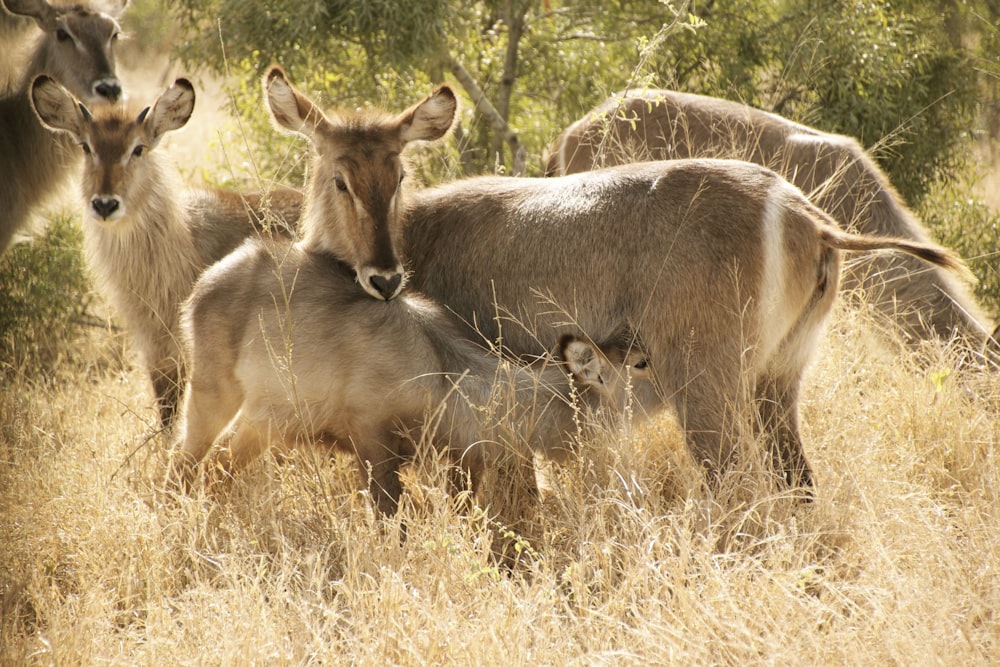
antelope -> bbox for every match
[1,0,127,255]
[169,237,645,519]
[30,75,302,428]
[400,160,973,492]
[543,89,996,361]
[262,65,457,301]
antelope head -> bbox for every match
[5,0,128,104]
[263,65,457,301]
[31,75,195,225]
[559,333,653,415]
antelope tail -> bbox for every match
[819,226,977,285]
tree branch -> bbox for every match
[447,56,526,175]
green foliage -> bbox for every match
[0,216,92,378]
[118,0,178,60]
[632,1,984,206]
[168,1,997,183]
[786,2,977,205]
[172,0,452,77]
[199,57,311,189]
[920,178,1000,318]
[168,1,694,174]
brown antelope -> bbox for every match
[543,89,995,360]
[1,0,127,255]
[262,65,457,301]
[170,237,644,518]
[400,160,974,492]
[30,75,302,428]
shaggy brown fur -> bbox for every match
[171,238,639,520]
[402,160,972,490]
[31,76,301,427]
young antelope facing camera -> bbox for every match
[30,76,302,428]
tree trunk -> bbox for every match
[489,1,528,174]
[447,56,526,175]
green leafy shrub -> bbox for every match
[0,215,92,378]
[920,178,1000,318]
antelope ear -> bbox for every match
[263,65,326,140]
[143,78,195,146]
[558,334,607,388]
[3,0,59,30]
[30,74,89,141]
[398,85,457,144]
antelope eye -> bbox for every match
[56,28,71,42]
[633,359,649,371]
[398,168,406,185]
[80,143,92,156]
[334,176,348,192]
[131,145,145,158]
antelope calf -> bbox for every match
[544,89,994,360]
[1,0,126,255]
[401,160,973,492]
[170,238,644,518]
[30,75,302,428]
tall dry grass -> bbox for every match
[1,290,998,664]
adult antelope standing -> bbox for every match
[1,0,127,255]
[400,161,972,492]
[30,75,302,428]
[544,89,995,360]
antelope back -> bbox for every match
[544,89,993,356]
[31,75,195,225]
[4,0,127,104]
[545,90,804,176]
[263,65,457,301]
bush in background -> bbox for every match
[921,178,1000,317]
[0,215,92,379]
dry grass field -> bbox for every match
[2,284,999,665]
[3,61,1000,667]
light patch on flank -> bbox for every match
[756,182,796,362]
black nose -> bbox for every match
[369,273,402,300]
[91,196,120,220]
[94,79,122,102]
